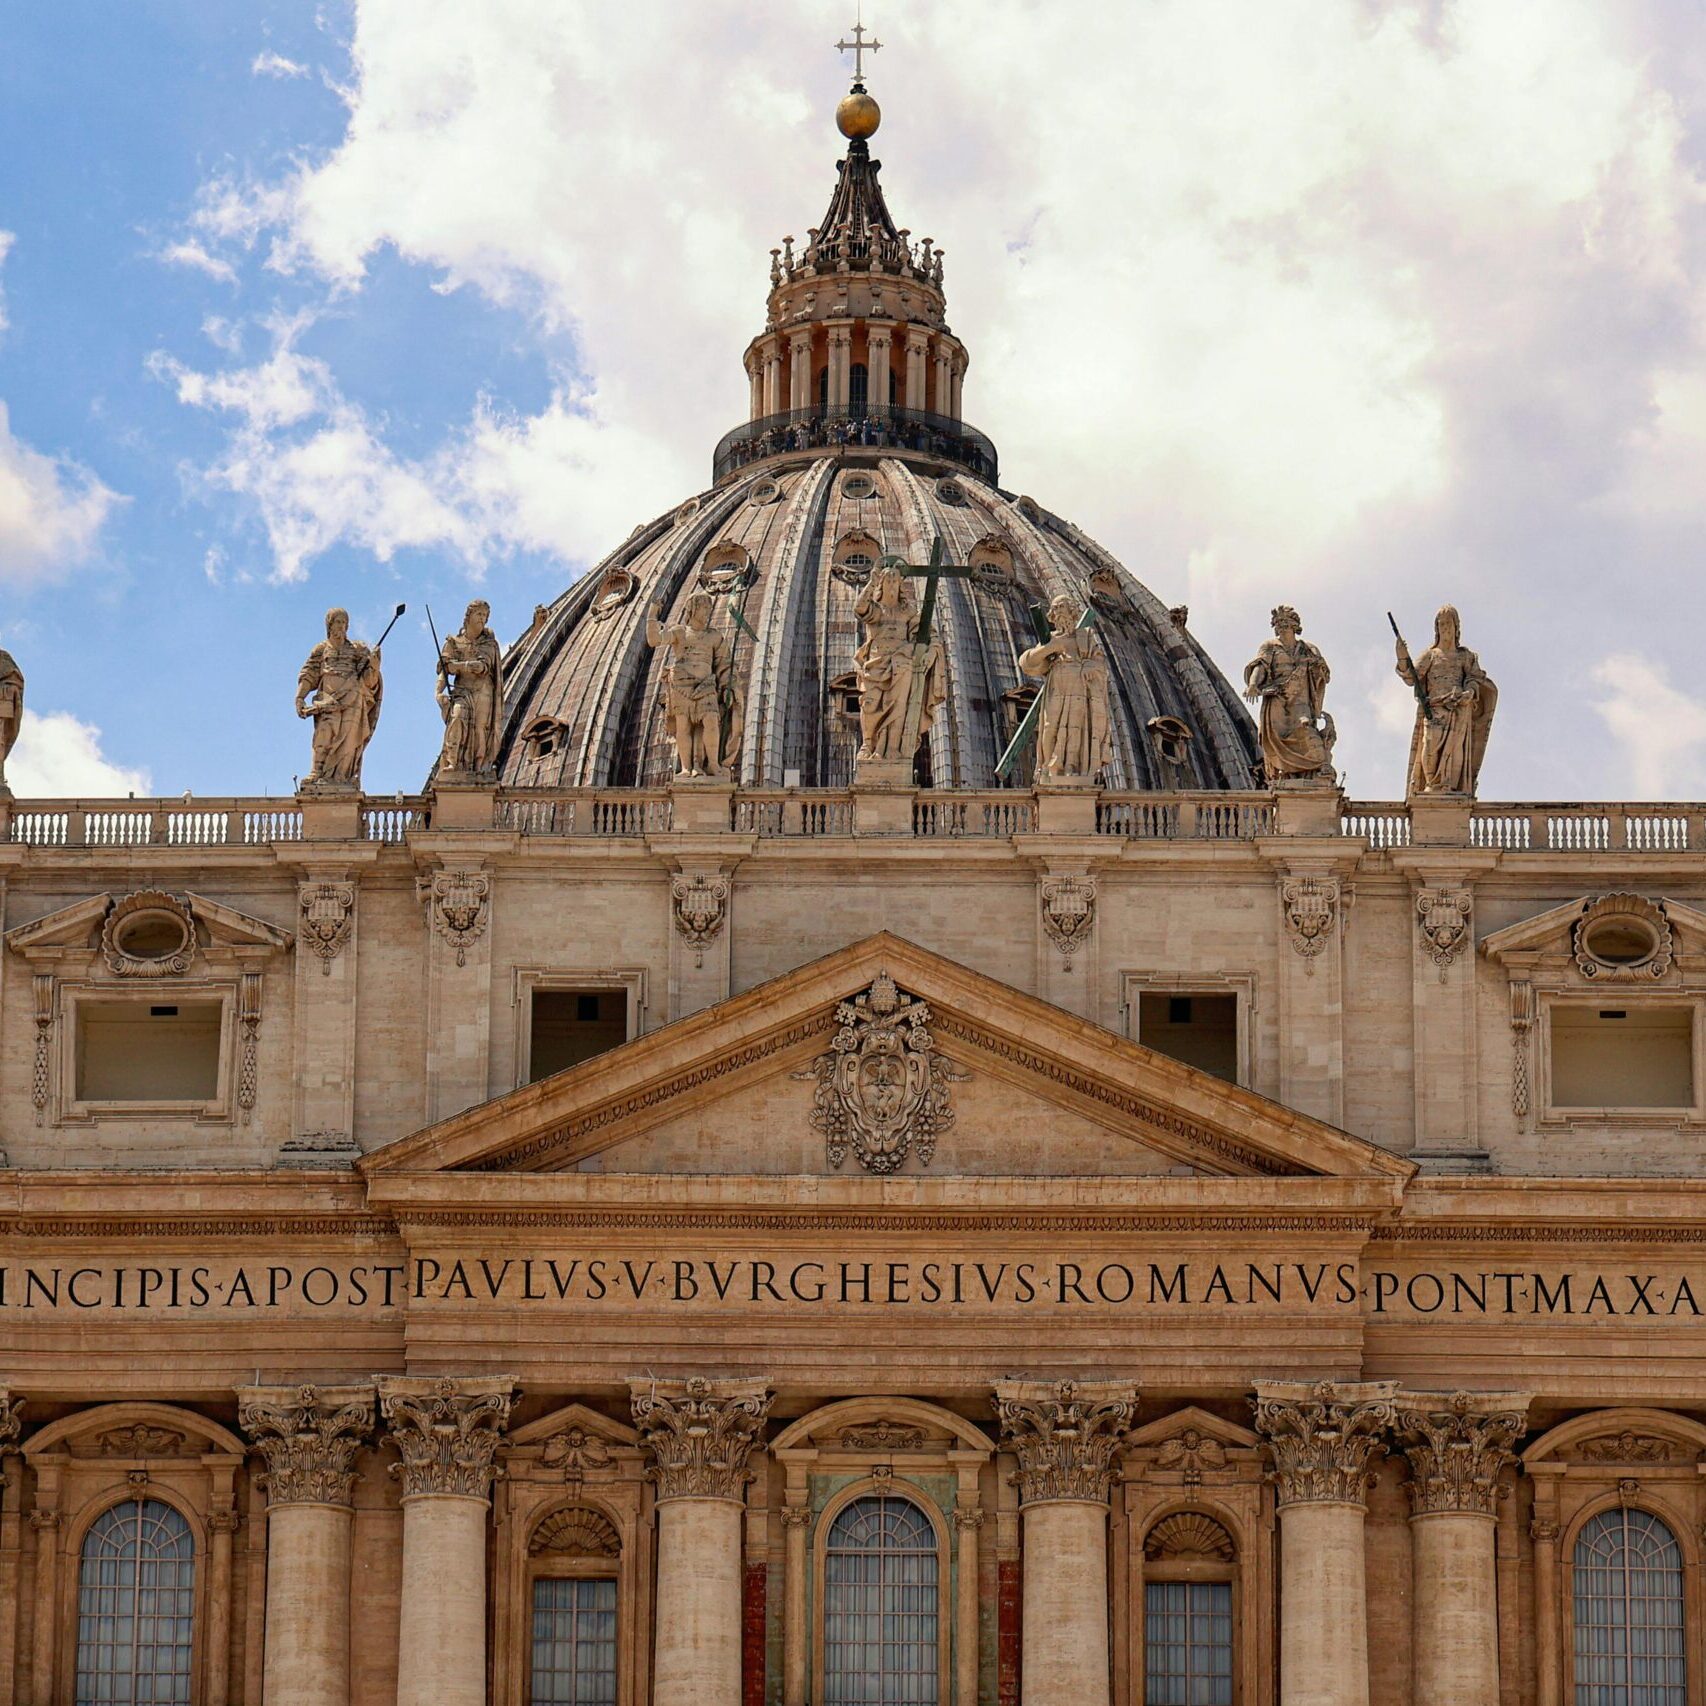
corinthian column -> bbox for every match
[631,1377,772,1706]
[379,1375,515,1706]
[1254,1380,1397,1706]
[239,1385,375,1706]
[994,1378,1138,1706]
[1396,1392,1529,1706]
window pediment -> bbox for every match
[7,889,291,976]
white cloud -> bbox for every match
[0,229,13,335]
[252,50,309,79]
[1592,652,1706,798]
[0,401,123,582]
[8,710,151,798]
[156,240,239,286]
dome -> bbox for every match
[496,454,1258,790]
[493,70,1259,793]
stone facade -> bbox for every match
[3,50,1705,1706]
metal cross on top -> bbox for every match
[836,19,882,82]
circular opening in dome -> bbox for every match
[114,910,191,962]
[1582,916,1659,966]
[673,499,701,527]
[749,479,781,506]
[842,473,876,500]
[936,478,968,506]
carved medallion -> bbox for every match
[1040,876,1096,962]
[101,890,196,978]
[419,869,490,967]
[541,1426,615,1486]
[588,566,638,621]
[1281,876,1342,972]
[799,973,965,1175]
[1574,893,1672,982]
[299,881,355,974]
[1577,1431,1671,1464]
[1152,1427,1229,1486]
[671,874,729,967]
[1415,886,1473,978]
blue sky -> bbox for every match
[2,1,1705,800]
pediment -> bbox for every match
[509,1401,638,1454]
[364,933,1412,1182]
[6,889,291,968]
[1482,893,1706,984]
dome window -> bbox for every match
[832,530,884,588]
[589,567,638,621]
[841,472,877,500]
[828,671,863,724]
[935,477,968,506]
[1089,566,1129,611]
[700,544,756,595]
[1014,495,1043,524]
[673,499,701,527]
[749,477,782,505]
[1147,716,1196,789]
[519,716,572,762]
[968,534,1014,588]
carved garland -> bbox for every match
[96,1425,188,1458]
[237,971,262,1118]
[630,1377,771,1503]
[840,1422,927,1452]
[1576,1431,1672,1464]
[31,974,52,1126]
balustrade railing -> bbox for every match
[7,799,307,848]
[495,792,675,837]
[1096,793,1275,840]
[712,404,998,485]
[913,793,1036,838]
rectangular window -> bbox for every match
[1137,992,1239,1084]
[530,1577,617,1706]
[1550,1005,1694,1109]
[74,1000,222,1103]
[528,991,628,1083]
[1144,1579,1233,1705]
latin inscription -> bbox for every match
[0,1255,1701,1320]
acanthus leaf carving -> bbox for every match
[0,1392,22,1452]
[797,973,966,1175]
[629,1376,771,1503]
[418,869,490,968]
[1040,876,1096,964]
[239,1383,375,1507]
[378,1375,514,1501]
[993,1378,1138,1505]
[1253,1380,1397,1509]
[299,881,355,974]
[1395,1391,1527,1517]
[1415,886,1474,978]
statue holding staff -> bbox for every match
[296,606,387,787]
[1018,594,1110,780]
[1243,604,1335,781]
[435,598,502,777]
[1394,605,1496,796]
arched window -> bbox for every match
[823,1494,939,1704]
[1573,1507,1686,1703]
[528,1505,620,1706]
[849,362,869,413]
[75,1497,196,1705]
[1143,1513,1235,1706]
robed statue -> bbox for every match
[648,593,732,778]
[0,643,22,789]
[1243,605,1335,781]
[296,607,383,787]
[1396,605,1496,795]
[436,598,502,777]
[853,565,943,766]
[1018,594,1111,780]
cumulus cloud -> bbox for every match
[156,239,239,286]
[0,402,123,582]
[8,710,151,798]
[157,0,1706,796]
[1592,653,1706,798]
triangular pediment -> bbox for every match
[364,934,1411,1183]
[6,889,291,964]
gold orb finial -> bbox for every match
[837,87,881,140]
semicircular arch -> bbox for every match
[25,1400,245,1459]
[771,1395,992,1455]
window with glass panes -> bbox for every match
[74,1497,196,1706]
[822,1493,940,1704]
[1573,1507,1686,1704]
[530,1576,617,1706]
[1144,1580,1233,1706]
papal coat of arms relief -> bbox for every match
[798,972,966,1175]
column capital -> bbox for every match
[1253,1378,1398,1509]
[0,1389,22,1452]
[629,1375,773,1504]
[239,1382,375,1508]
[1395,1390,1530,1517]
[378,1374,516,1501]
[992,1377,1138,1505]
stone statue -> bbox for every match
[1018,595,1111,781]
[1397,605,1496,796]
[436,599,502,778]
[0,643,22,790]
[296,608,383,788]
[1243,605,1335,782]
[648,593,732,779]
[853,564,943,765]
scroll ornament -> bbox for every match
[1281,875,1342,971]
[994,1379,1139,1504]
[671,874,729,967]
[799,973,965,1175]
[299,881,355,973]
[379,1377,513,1500]
[1040,876,1096,962]
[1253,1381,1396,1508]
[630,1377,772,1502]
[1415,886,1473,978]
[1395,1392,1526,1517]
[419,869,490,967]
[240,1384,375,1508]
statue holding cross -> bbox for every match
[1018,594,1112,782]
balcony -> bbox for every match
[712,405,998,486]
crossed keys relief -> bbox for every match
[797,972,965,1175]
